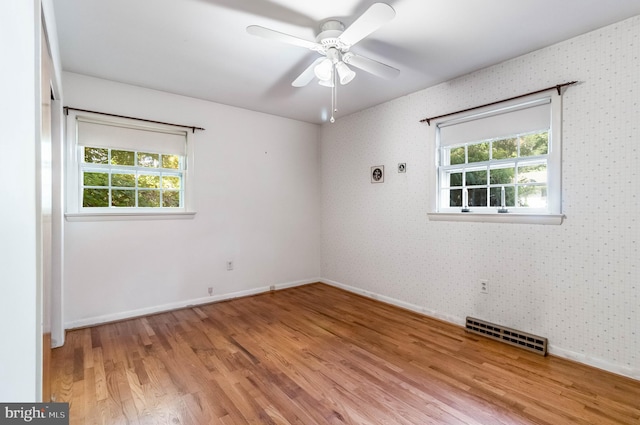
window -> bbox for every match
[81,147,183,208]
[429,93,563,224]
[66,112,195,219]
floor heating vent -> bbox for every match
[465,317,548,356]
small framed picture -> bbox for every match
[398,163,406,173]
[371,165,384,183]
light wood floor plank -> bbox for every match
[52,283,640,424]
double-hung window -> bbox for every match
[66,112,195,219]
[430,92,563,224]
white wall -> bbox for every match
[0,0,38,401]
[0,0,62,401]
[320,16,640,379]
[63,73,321,327]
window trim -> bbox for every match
[428,91,564,224]
[65,110,196,220]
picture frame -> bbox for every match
[371,165,384,183]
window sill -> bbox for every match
[427,212,564,225]
[65,211,197,222]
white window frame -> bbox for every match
[427,92,564,225]
[65,110,196,221]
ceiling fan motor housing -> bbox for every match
[316,20,349,53]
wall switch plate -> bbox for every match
[226,261,233,271]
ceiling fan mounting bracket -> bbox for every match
[319,20,345,33]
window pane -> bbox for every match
[138,152,160,168]
[84,147,108,164]
[138,190,160,207]
[162,154,180,169]
[111,189,135,207]
[162,190,180,207]
[83,188,109,207]
[492,138,517,159]
[449,189,462,207]
[162,176,181,189]
[467,142,489,163]
[112,173,135,187]
[111,149,135,166]
[490,166,515,184]
[490,186,515,207]
[447,172,462,187]
[518,163,547,184]
[83,172,109,187]
[138,174,160,188]
[466,169,487,186]
[449,147,465,165]
[518,185,547,208]
[468,188,487,207]
[520,132,548,157]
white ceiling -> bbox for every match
[52,0,640,124]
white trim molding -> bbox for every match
[427,212,565,225]
[65,211,196,221]
[65,278,320,329]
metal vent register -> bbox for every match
[465,317,548,355]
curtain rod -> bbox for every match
[419,81,578,125]
[64,107,205,133]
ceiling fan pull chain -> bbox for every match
[334,66,338,113]
[330,66,337,123]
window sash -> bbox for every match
[80,147,184,210]
[439,151,549,210]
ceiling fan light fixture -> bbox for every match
[335,61,356,85]
[318,73,334,87]
[314,58,333,81]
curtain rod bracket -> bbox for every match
[420,81,577,125]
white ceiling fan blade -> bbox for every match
[338,3,395,47]
[343,53,400,79]
[246,25,320,50]
[292,57,326,87]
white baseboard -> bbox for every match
[548,345,639,380]
[320,278,640,381]
[320,278,465,326]
[64,278,319,330]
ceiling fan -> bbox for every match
[247,3,400,122]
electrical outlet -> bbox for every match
[480,279,489,295]
[208,287,213,295]
[226,260,233,271]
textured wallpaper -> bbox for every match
[320,16,639,378]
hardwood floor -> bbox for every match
[51,283,640,424]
